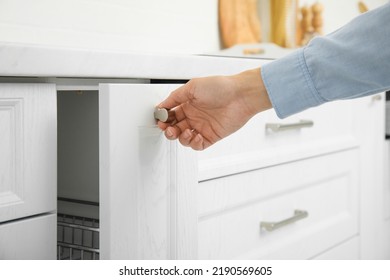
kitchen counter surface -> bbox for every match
[0,42,269,79]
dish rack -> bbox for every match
[57,213,100,260]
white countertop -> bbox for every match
[0,42,273,79]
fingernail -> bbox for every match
[195,134,202,142]
[185,129,192,138]
[166,128,173,137]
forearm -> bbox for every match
[231,68,272,117]
[261,3,390,118]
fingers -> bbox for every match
[157,120,170,130]
[178,129,193,146]
[158,83,193,110]
[162,119,191,140]
[178,129,204,151]
[157,82,205,150]
[189,133,204,151]
[159,122,205,151]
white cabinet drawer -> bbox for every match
[198,101,358,181]
[313,236,360,260]
[0,214,56,259]
[198,149,359,259]
[0,84,57,223]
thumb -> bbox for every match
[159,82,194,109]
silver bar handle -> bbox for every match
[266,119,314,132]
[260,209,309,232]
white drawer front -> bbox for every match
[198,100,359,181]
[313,237,360,260]
[0,214,56,260]
[198,149,359,259]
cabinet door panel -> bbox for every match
[0,84,56,222]
[99,84,197,259]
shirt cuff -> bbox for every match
[261,48,326,119]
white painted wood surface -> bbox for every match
[0,84,56,223]
[385,140,390,221]
[198,149,359,259]
[384,219,390,259]
[384,140,390,259]
[198,99,359,181]
[99,83,198,259]
[313,236,360,260]
[350,94,387,259]
[0,214,56,260]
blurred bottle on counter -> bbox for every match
[301,2,323,45]
[258,0,324,48]
[270,0,299,48]
[219,0,262,48]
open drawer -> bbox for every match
[197,149,359,259]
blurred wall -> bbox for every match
[0,0,219,54]
[0,0,387,54]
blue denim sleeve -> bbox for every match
[261,3,390,119]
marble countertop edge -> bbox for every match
[0,42,269,79]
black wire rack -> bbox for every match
[57,213,100,260]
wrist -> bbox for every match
[232,68,272,117]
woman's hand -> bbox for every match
[157,68,272,150]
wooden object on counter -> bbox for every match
[270,0,288,47]
[219,0,262,48]
[358,1,369,13]
[242,48,265,55]
[270,0,299,48]
[312,2,324,35]
[295,0,303,46]
[300,2,323,46]
[301,5,314,36]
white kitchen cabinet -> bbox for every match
[3,82,382,260]
[95,82,364,260]
[0,44,388,260]
[0,84,56,223]
[0,80,385,260]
